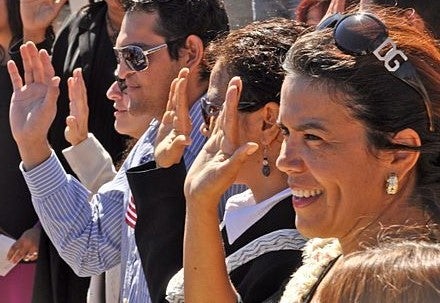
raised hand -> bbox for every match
[7,225,41,264]
[8,41,60,170]
[65,68,89,146]
[184,77,258,207]
[20,0,68,42]
[154,68,193,168]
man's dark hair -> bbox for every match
[125,0,230,81]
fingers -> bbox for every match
[221,77,242,154]
[40,49,55,82]
[175,75,191,135]
[7,60,23,90]
[7,245,38,263]
[167,78,179,111]
[21,43,34,85]
[46,76,61,108]
[19,42,52,85]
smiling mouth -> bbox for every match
[292,189,323,198]
[291,188,323,208]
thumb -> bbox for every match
[229,142,259,164]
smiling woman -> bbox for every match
[275,4,440,302]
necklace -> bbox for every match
[105,12,119,45]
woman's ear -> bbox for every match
[260,102,281,145]
[179,35,204,70]
[387,128,421,180]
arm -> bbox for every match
[8,42,123,276]
[184,78,258,302]
[62,68,116,193]
[63,134,117,193]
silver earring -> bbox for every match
[386,173,398,195]
[262,146,271,177]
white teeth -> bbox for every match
[292,188,323,198]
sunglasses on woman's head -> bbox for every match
[317,12,435,132]
[113,43,168,72]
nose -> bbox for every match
[276,138,307,174]
[107,80,122,102]
[116,59,135,81]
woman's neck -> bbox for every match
[338,202,429,255]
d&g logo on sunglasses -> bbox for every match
[373,38,408,72]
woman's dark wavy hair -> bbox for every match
[125,0,230,82]
[205,18,307,112]
[1,0,23,64]
[283,6,440,223]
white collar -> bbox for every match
[220,188,291,245]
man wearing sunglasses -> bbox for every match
[7,0,229,302]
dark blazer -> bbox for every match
[127,161,187,303]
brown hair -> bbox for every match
[319,239,440,302]
[205,18,307,112]
[283,5,440,222]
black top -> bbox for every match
[48,2,128,174]
[127,161,303,303]
[0,64,38,239]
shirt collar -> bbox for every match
[221,188,292,245]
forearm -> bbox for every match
[22,152,123,275]
[18,139,52,171]
[184,203,238,303]
[63,134,117,193]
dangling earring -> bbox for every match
[262,146,271,177]
[386,173,398,195]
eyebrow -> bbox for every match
[277,119,330,133]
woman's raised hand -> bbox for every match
[184,77,258,207]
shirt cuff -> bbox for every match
[20,150,68,198]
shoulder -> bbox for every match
[279,238,341,303]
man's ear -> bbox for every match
[260,102,281,145]
[179,35,204,70]
[387,128,421,180]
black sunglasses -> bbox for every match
[114,44,167,72]
[200,96,223,129]
[317,12,435,132]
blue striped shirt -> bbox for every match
[21,96,216,303]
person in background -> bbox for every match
[7,0,230,301]
[62,68,152,302]
[127,18,308,303]
[0,0,61,301]
[180,1,440,302]
[252,0,300,20]
[14,1,129,302]
[319,236,440,302]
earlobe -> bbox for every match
[180,35,204,69]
